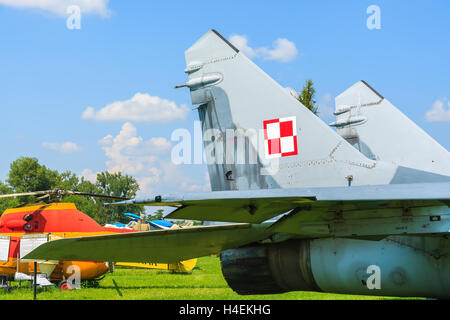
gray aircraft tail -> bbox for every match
[181,30,405,191]
[332,80,450,177]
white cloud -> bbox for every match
[99,122,172,175]
[42,141,82,153]
[229,34,298,63]
[81,168,98,183]
[94,122,210,197]
[229,34,257,59]
[0,0,110,17]
[82,93,190,123]
[425,99,450,122]
[259,38,298,63]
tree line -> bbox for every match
[0,157,146,224]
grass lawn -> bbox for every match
[0,256,414,300]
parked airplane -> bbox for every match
[24,30,450,299]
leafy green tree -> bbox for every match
[0,181,19,214]
[7,157,60,192]
[63,194,109,224]
[95,172,145,224]
[57,171,80,191]
[0,181,12,194]
[147,209,165,221]
[62,178,108,224]
[78,177,102,194]
[96,172,139,198]
[5,157,61,205]
[60,173,144,225]
[297,79,319,115]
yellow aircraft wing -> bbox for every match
[116,259,197,272]
[23,223,272,263]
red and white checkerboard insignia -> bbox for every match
[263,116,298,159]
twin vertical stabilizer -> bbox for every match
[182,30,449,191]
[334,80,450,177]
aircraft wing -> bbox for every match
[112,182,450,238]
[113,182,450,220]
[24,183,449,262]
[22,223,272,263]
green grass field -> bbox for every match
[0,256,414,300]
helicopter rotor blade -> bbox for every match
[0,189,130,207]
[16,194,51,208]
[57,191,131,201]
[0,190,52,199]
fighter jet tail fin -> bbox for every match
[333,80,450,176]
[182,30,384,191]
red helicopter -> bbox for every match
[0,189,144,289]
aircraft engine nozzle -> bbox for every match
[220,240,320,295]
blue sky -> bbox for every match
[0,0,449,197]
